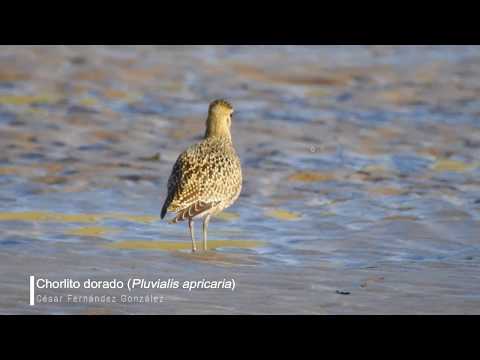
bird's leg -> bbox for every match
[188,218,196,252]
[203,214,211,251]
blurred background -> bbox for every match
[1,45,480,314]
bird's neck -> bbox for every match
[204,117,232,142]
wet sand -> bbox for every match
[0,46,480,314]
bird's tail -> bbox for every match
[169,201,217,224]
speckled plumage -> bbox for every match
[160,99,242,251]
[161,135,242,222]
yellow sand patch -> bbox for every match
[48,213,102,222]
[0,211,101,223]
[0,211,158,224]
[32,175,68,185]
[382,215,419,221]
[105,240,265,251]
[287,171,336,182]
[106,213,158,223]
[103,89,128,99]
[67,226,119,237]
[306,88,331,97]
[369,187,405,196]
[159,82,183,92]
[0,94,62,106]
[216,211,240,221]
[78,97,98,107]
[266,209,301,221]
[432,159,475,172]
[0,167,18,175]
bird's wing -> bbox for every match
[161,151,184,218]
[161,139,241,221]
[161,144,207,218]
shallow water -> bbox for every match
[1,45,480,314]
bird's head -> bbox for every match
[205,99,234,140]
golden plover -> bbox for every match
[161,99,242,252]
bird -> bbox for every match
[161,99,242,252]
